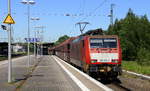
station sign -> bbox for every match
[24,38,41,43]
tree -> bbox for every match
[107,8,150,65]
[55,35,70,45]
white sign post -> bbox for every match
[3,0,15,83]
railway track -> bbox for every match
[100,78,131,91]
[108,82,131,91]
[98,72,150,91]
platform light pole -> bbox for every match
[40,29,44,56]
[36,30,40,56]
[34,26,45,56]
[21,0,35,67]
[31,17,40,58]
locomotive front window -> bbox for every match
[90,38,117,48]
[90,38,103,48]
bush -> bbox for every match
[137,48,150,66]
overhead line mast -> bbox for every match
[108,4,115,26]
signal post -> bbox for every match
[3,0,15,83]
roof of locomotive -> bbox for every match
[77,35,119,40]
[85,35,118,38]
[49,35,119,50]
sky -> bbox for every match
[0,0,150,42]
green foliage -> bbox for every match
[107,9,150,65]
[0,56,7,61]
[55,35,70,45]
[122,61,150,75]
[29,43,34,53]
[137,48,150,66]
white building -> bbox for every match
[12,44,25,53]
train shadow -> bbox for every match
[97,78,131,91]
[98,78,121,84]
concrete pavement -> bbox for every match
[20,56,81,91]
[0,56,81,91]
[0,55,111,91]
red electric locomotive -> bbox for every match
[70,35,122,79]
[50,35,122,79]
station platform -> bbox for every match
[0,55,112,91]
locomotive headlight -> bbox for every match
[112,59,118,63]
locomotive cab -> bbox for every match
[87,36,122,79]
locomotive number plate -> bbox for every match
[98,59,111,62]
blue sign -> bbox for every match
[25,38,41,42]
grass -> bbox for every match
[0,52,27,61]
[122,61,150,75]
[0,56,7,61]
